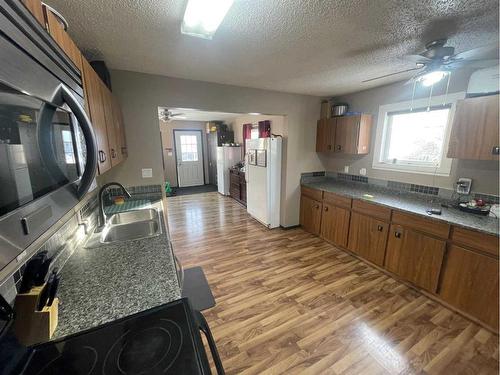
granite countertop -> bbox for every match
[302,179,499,236]
[54,199,181,338]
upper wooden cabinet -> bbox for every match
[101,83,123,167]
[112,96,128,158]
[316,118,336,152]
[21,0,45,27]
[385,224,446,293]
[316,114,372,155]
[82,58,112,174]
[45,8,82,72]
[447,95,499,160]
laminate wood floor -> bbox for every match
[166,192,499,375]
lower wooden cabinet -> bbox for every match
[385,225,446,293]
[439,245,499,331]
[347,212,388,266]
[300,195,322,235]
[320,203,350,247]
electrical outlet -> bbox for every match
[142,168,153,178]
[359,168,367,176]
[456,177,472,195]
[344,166,349,173]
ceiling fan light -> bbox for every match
[420,71,449,87]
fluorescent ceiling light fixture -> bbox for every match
[419,71,449,87]
[181,0,234,39]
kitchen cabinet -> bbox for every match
[316,119,336,152]
[82,58,112,174]
[447,95,499,160]
[348,212,388,266]
[334,114,372,154]
[21,0,45,27]
[112,96,128,158]
[230,169,246,206]
[45,7,82,72]
[300,195,322,235]
[439,245,499,331]
[320,203,350,247]
[101,83,123,167]
[385,225,446,293]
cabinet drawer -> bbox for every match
[323,191,351,209]
[451,227,499,257]
[301,186,323,201]
[392,211,450,239]
[352,200,391,221]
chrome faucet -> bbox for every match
[98,182,132,227]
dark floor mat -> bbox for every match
[170,184,218,197]
[181,266,216,312]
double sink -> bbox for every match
[86,208,162,248]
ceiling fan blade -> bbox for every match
[362,67,423,83]
[452,44,498,61]
[405,54,432,63]
[447,58,499,69]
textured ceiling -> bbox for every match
[45,0,499,96]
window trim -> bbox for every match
[372,92,466,176]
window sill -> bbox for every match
[372,163,451,177]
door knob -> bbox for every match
[492,146,500,155]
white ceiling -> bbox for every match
[46,0,499,96]
[159,107,242,122]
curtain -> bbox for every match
[243,123,252,155]
[258,120,271,138]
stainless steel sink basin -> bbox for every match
[108,208,158,225]
[99,208,162,244]
[101,220,161,243]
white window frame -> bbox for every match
[372,92,465,176]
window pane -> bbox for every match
[180,134,198,161]
[384,108,449,165]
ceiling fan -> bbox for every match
[363,39,499,86]
[158,109,186,122]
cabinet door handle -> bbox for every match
[98,150,107,163]
[315,204,320,209]
[327,145,332,150]
[394,231,402,238]
[336,145,342,151]
[324,206,328,212]
[492,146,500,155]
[377,225,383,232]
[111,148,116,158]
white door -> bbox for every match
[174,130,204,187]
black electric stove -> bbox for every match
[14,298,214,375]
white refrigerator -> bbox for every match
[217,146,241,195]
[245,137,282,228]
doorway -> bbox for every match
[174,130,205,187]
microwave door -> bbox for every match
[37,84,97,198]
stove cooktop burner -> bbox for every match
[104,320,183,375]
[18,299,210,375]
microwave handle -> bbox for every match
[56,85,98,198]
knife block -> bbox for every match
[13,285,59,346]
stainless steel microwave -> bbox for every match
[0,0,97,273]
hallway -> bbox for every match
[166,192,498,375]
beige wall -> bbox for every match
[101,70,323,227]
[321,69,499,195]
[159,120,209,188]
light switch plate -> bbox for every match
[359,168,367,176]
[142,168,153,178]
